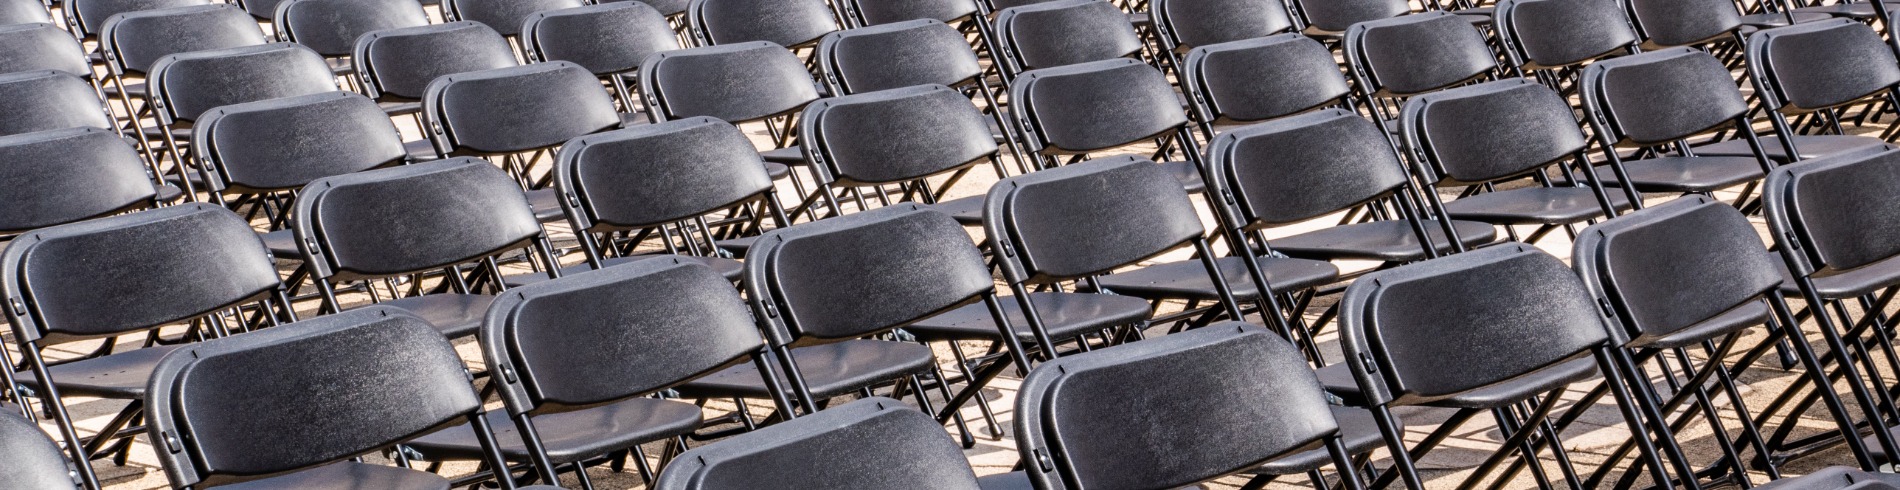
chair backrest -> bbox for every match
[274,0,430,57]
[293,158,544,282]
[1,203,279,344]
[146,306,483,488]
[985,156,1205,284]
[639,41,820,123]
[817,19,982,94]
[687,0,839,48]
[422,61,619,156]
[602,0,687,17]
[1399,79,1586,186]
[1181,33,1348,125]
[1291,0,1405,32]
[443,0,583,36]
[1017,323,1340,490]
[353,21,517,101]
[1580,47,1748,147]
[1011,58,1186,154]
[1151,0,1292,51]
[485,260,765,412]
[849,0,977,25]
[1338,243,1613,407]
[0,409,73,489]
[558,117,774,231]
[0,0,51,26]
[146,42,339,124]
[522,2,677,76]
[0,128,158,234]
[1494,0,1636,70]
[654,397,982,490]
[1745,19,1900,115]
[63,0,207,37]
[193,91,404,193]
[994,0,1142,73]
[0,71,114,137]
[1574,196,1780,346]
[0,23,91,76]
[744,205,993,345]
[1206,109,1409,228]
[1344,11,1494,97]
[800,84,997,186]
[1764,146,1900,279]
[1622,0,1741,48]
[98,4,267,74]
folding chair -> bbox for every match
[815,19,1027,174]
[686,0,841,50]
[291,158,562,341]
[97,3,268,188]
[352,21,518,117]
[796,85,1000,223]
[1008,58,1204,191]
[1149,0,1294,57]
[1493,0,1640,88]
[1623,0,1749,50]
[638,41,818,175]
[145,307,542,490]
[673,205,1010,439]
[0,0,50,25]
[0,71,116,138]
[421,61,623,223]
[272,0,431,73]
[1286,0,1408,37]
[1343,11,1497,133]
[3,204,292,490]
[1400,79,1630,247]
[1203,110,1498,363]
[0,408,76,489]
[1695,19,1896,161]
[521,2,679,113]
[1579,48,1778,209]
[0,128,162,236]
[0,23,90,77]
[999,323,1370,490]
[1574,196,1859,487]
[442,0,583,37]
[408,261,783,487]
[654,397,983,490]
[145,43,340,199]
[501,117,785,286]
[1179,32,1351,139]
[992,0,1147,81]
[62,0,208,40]
[601,0,687,17]
[1763,146,1900,472]
[1335,243,1678,490]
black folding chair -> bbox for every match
[992,0,1148,81]
[1008,58,1203,190]
[3,204,292,490]
[685,0,841,50]
[291,158,562,341]
[62,0,208,40]
[1178,32,1350,139]
[0,127,162,237]
[638,41,818,185]
[0,0,50,25]
[654,397,983,490]
[0,408,77,489]
[145,307,542,489]
[97,3,268,190]
[1622,0,1749,51]
[1579,48,1778,210]
[796,84,1000,222]
[272,0,431,74]
[1763,146,1900,472]
[145,43,341,200]
[0,71,117,138]
[408,261,785,487]
[352,21,518,117]
[836,0,1005,72]
[421,61,623,223]
[503,117,786,286]
[815,19,1028,175]
[442,0,583,37]
[1695,19,1896,161]
[0,23,90,77]
[521,2,679,113]
[1336,243,1678,490]
[1575,196,1857,487]
[1287,0,1407,38]
[601,0,687,17]
[1399,79,1630,247]
[1148,0,1294,61]
[1492,0,1640,89]
[1343,11,1498,134]
[1002,323,1369,490]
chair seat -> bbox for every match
[406,398,704,465]
[1317,357,1598,409]
[221,461,449,490]
[1096,256,1339,302]
[523,188,566,222]
[1695,134,1889,162]
[1161,160,1205,193]
[1737,11,1833,27]
[260,229,302,260]
[503,254,743,287]
[1252,406,1391,475]
[929,194,984,225]
[14,344,182,399]
[376,294,494,339]
[1779,254,1900,300]
[404,139,437,161]
[1268,219,1499,263]
[906,292,1151,344]
[977,472,1034,490]
[760,146,807,165]
[1631,300,1768,350]
[1594,155,1765,193]
[156,184,185,203]
[1441,186,1631,225]
[674,339,936,400]
[764,161,789,180]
